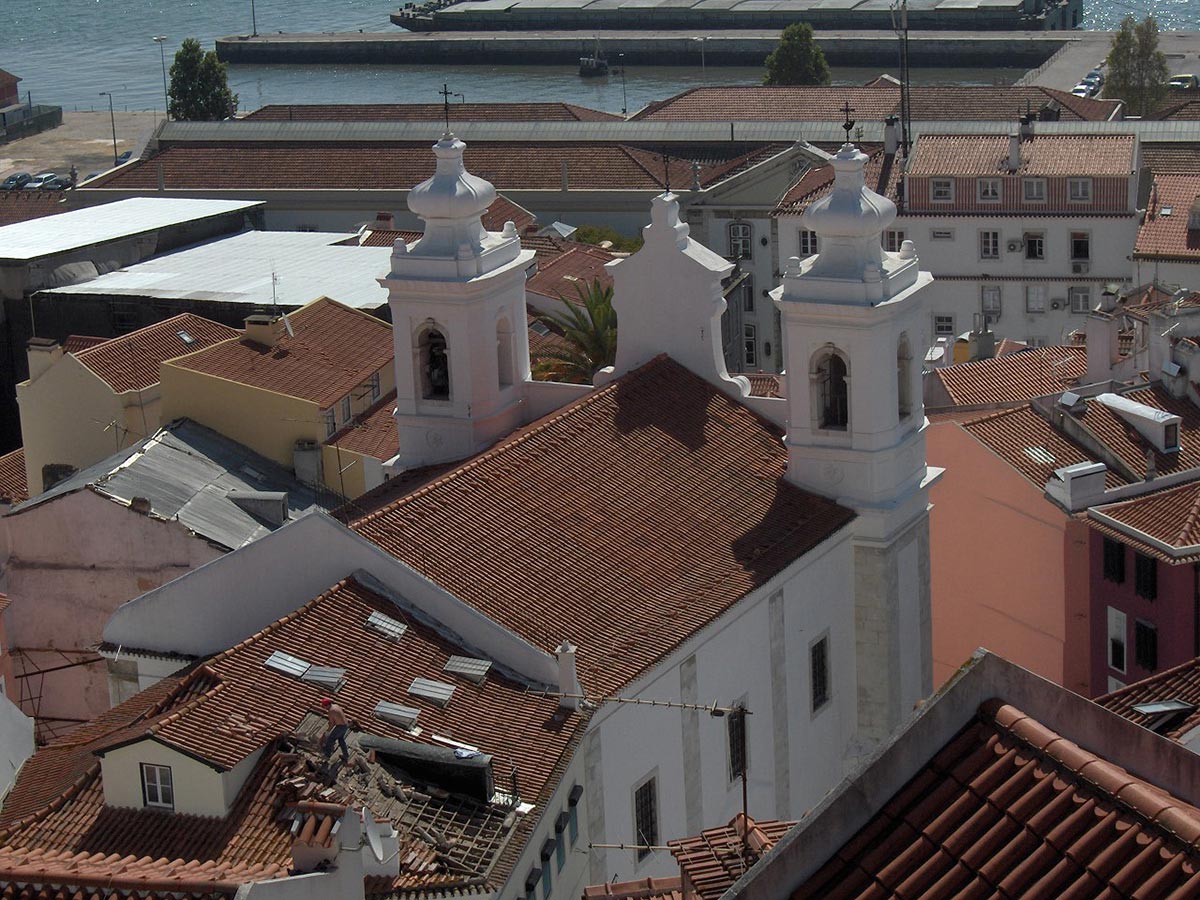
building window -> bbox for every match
[1135,620,1158,671]
[980,231,1000,260]
[883,229,906,252]
[1069,286,1092,313]
[729,223,752,260]
[324,409,337,438]
[743,325,757,368]
[1135,553,1158,600]
[555,831,566,872]
[568,805,579,845]
[1070,231,1090,260]
[141,763,174,810]
[633,777,659,860]
[1024,233,1045,260]
[525,870,541,900]
[981,286,1001,325]
[815,351,849,430]
[1026,285,1047,313]
[811,635,830,712]
[897,335,912,420]
[419,327,450,400]
[368,371,381,401]
[934,315,955,336]
[931,178,954,202]
[1026,336,1048,348]
[341,394,352,424]
[1103,538,1125,583]
[1108,606,1127,673]
[541,863,552,899]
[110,301,139,333]
[977,178,1001,202]
[798,229,819,256]
[497,317,515,388]
[727,705,748,782]
[742,278,755,314]
[1068,178,1092,202]
[1023,178,1047,202]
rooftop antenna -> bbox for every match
[890,0,911,157]
[840,101,856,144]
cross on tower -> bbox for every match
[661,145,671,194]
[439,83,453,135]
[840,101,856,143]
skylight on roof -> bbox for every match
[177,330,195,345]
[265,650,310,678]
[374,700,420,731]
[444,655,492,685]
[1132,699,1196,716]
[1162,206,1174,217]
[264,650,346,691]
[302,665,347,691]
[1024,446,1057,465]
[365,610,407,643]
[409,677,456,707]
[530,321,551,336]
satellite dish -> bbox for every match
[363,807,384,861]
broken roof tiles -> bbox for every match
[668,815,794,900]
[74,314,238,393]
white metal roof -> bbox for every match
[40,230,391,310]
[0,197,264,262]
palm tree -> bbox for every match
[532,279,617,384]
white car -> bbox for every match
[24,172,58,189]
[1071,82,1093,98]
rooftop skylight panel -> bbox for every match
[374,700,420,731]
[1132,699,1196,716]
[265,650,310,678]
[177,330,195,345]
[444,655,492,685]
[1024,446,1056,465]
[365,610,408,642]
[301,665,348,691]
[409,677,456,707]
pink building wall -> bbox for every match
[928,422,1091,695]
[1088,531,1197,697]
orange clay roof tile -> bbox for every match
[668,815,795,900]
[930,345,1087,408]
[74,315,238,393]
[526,243,616,301]
[1099,656,1200,740]
[326,390,398,462]
[244,102,621,122]
[1136,175,1200,261]
[907,133,1136,177]
[349,355,856,696]
[166,298,392,409]
[0,449,27,505]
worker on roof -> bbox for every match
[319,697,350,763]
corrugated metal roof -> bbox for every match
[0,197,263,262]
[11,419,339,550]
[40,231,391,311]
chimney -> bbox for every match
[293,439,322,485]
[1008,132,1021,172]
[691,160,702,192]
[555,640,582,710]
[243,314,284,348]
[1084,312,1119,383]
[372,211,395,231]
[883,115,899,155]
[1019,113,1034,141]
[561,160,569,192]
[26,336,62,382]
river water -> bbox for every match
[1,0,1194,115]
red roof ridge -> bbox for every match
[583,875,684,900]
[985,699,1200,845]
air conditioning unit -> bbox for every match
[1006,239,1024,252]
[1051,299,1063,310]
[1072,261,1089,274]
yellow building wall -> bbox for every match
[159,365,322,471]
[17,357,127,496]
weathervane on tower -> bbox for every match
[840,101,856,144]
[438,83,464,136]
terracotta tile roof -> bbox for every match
[794,698,1200,899]
[87,142,784,192]
[167,298,392,409]
[1099,656,1200,740]
[326,390,397,462]
[0,576,586,896]
[527,314,571,364]
[61,335,106,354]
[907,133,1136,177]
[0,193,71,228]
[1136,175,1200,261]
[668,815,794,900]
[358,227,422,248]
[0,448,27,505]
[0,594,9,616]
[244,102,620,122]
[632,85,1119,122]
[349,355,856,696]
[1141,143,1200,175]
[584,877,684,900]
[1155,99,1200,121]
[358,195,536,248]
[74,314,238,393]
[1072,385,1200,479]
[995,337,1028,356]
[929,345,1087,408]
[526,242,616,302]
[774,147,899,217]
[959,405,1128,490]
[1088,481,1200,564]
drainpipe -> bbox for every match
[1193,563,1199,658]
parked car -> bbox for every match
[42,176,72,191]
[1168,74,1199,90]
[25,172,59,190]
[1082,72,1103,89]
[116,150,133,164]
[1071,83,1094,98]
[1,172,32,190]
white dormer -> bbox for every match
[1095,393,1182,452]
[379,134,536,469]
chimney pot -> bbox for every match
[244,314,284,348]
[555,640,582,710]
[884,116,899,155]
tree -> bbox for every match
[168,38,237,121]
[532,279,618,384]
[1103,15,1169,117]
[763,23,830,87]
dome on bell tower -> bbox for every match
[406,134,497,225]
[803,143,897,240]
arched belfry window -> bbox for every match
[496,316,514,388]
[419,326,450,400]
[813,348,849,430]
[897,334,912,420]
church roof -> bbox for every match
[348,354,856,696]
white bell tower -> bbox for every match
[379,133,535,469]
[770,143,941,744]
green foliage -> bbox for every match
[573,224,643,253]
[1103,15,1169,117]
[532,279,618,384]
[168,38,238,121]
[763,22,831,87]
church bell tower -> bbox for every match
[379,133,535,469]
[770,142,941,744]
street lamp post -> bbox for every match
[619,52,628,116]
[99,92,118,167]
[694,36,708,75]
[152,36,169,118]
[251,0,258,37]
